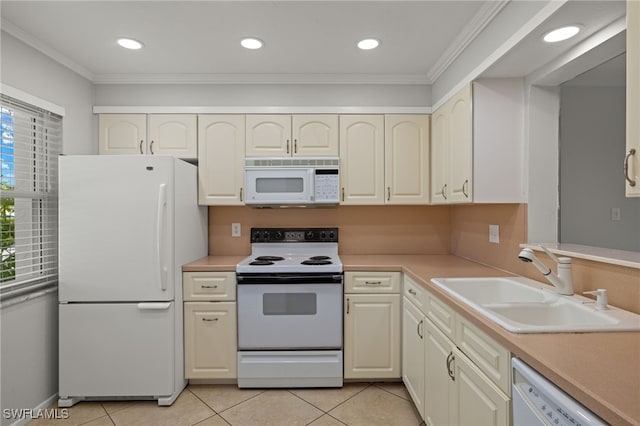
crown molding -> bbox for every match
[425,0,510,83]
[92,73,431,85]
[1,19,95,82]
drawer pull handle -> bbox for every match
[408,288,417,295]
[365,281,382,285]
[201,285,218,289]
[202,318,219,322]
[446,351,455,381]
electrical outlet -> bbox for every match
[489,224,500,244]
[611,208,621,221]
[231,223,241,237]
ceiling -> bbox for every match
[0,1,627,86]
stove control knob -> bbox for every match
[328,231,335,240]
[252,230,262,241]
[320,231,326,240]
[274,231,283,240]
[262,230,270,240]
[305,230,315,240]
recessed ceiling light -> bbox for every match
[357,38,380,50]
[117,38,144,50]
[241,38,264,50]
[543,26,581,43]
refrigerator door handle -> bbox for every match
[157,183,168,291]
[137,302,171,310]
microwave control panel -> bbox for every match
[314,170,340,203]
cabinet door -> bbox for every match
[424,319,455,426]
[344,293,401,379]
[430,105,449,203]
[452,348,510,426]
[339,115,385,204]
[198,115,245,205]
[402,297,425,419]
[292,115,339,156]
[184,302,237,379]
[246,115,292,157]
[447,85,473,203]
[627,0,640,197]
[385,115,430,204]
[98,114,147,155]
[148,114,197,158]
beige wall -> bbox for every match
[208,203,640,314]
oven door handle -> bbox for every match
[236,274,343,285]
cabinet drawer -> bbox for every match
[425,293,456,341]
[345,271,401,293]
[456,315,511,395]
[183,272,236,301]
[403,274,427,313]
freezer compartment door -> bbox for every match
[59,302,174,398]
[59,155,175,302]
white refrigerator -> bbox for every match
[58,155,207,407]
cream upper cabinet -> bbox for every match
[447,87,473,203]
[148,114,197,158]
[198,115,245,205]
[626,0,640,197]
[339,115,385,204]
[344,272,401,380]
[99,114,147,155]
[99,114,197,159]
[246,115,338,157]
[385,115,431,204]
[431,79,524,204]
[292,115,339,156]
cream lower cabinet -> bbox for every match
[183,272,237,379]
[402,275,511,426]
[344,272,401,379]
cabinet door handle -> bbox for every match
[294,139,298,154]
[408,288,417,295]
[150,140,155,155]
[625,148,637,187]
[417,319,423,339]
[446,351,455,381]
[365,280,382,285]
[286,139,290,154]
[200,285,218,289]
[346,297,350,315]
[387,187,391,201]
[442,184,447,200]
[462,179,469,198]
[202,317,219,322]
[139,140,144,155]
[341,187,345,202]
[240,187,244,202]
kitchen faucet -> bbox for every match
[518,246,574,295]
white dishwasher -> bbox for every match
[512,358,607,426]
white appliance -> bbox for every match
[57,155,207,407]
[244,157,340,206]
[512,357,606,426]
[236,228,343,388]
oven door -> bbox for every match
[245,168,314,205]
[237,280,342,350]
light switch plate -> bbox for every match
[489,224,500,244]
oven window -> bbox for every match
[256,177,304,193]
[263,293,317,315]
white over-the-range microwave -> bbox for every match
[244,157,340,206]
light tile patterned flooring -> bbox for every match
[28,382,424,426]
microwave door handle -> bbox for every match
[309,168,315,202]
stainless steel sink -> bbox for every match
[430,277,640,333]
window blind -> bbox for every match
[1,93,62,301]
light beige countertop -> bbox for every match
[183,254,640,426]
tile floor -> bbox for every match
[27,382,424,426]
